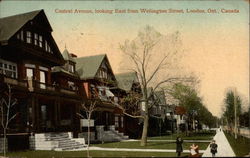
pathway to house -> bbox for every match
[202,128,235,157]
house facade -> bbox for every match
[0,10,87,151]
[115,72,142,138]
[75,54,128,142]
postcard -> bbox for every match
[0,0,249,157]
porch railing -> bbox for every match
[1,75,27,88]
[32,81,78,95]
[1,75,78,96]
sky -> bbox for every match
[0,0,249,117]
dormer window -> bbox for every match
[68,63,74,73]
[98,68,108,79]
[26,31,32,43]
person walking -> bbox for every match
[176,137,183,157]
[210,140,218,157]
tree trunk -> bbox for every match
[140,114,148,146]
[3,128,6,157]
[87,118,90,157]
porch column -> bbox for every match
[35,97,40,132]
[30,95,36,132]
[57,99,61,127]
[54,99,59,127]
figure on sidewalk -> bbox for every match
[176,137,183,157]
[210,140,218,157]
[189,143,200,157]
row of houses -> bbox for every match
[0,10,178,151]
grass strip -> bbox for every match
[224,131,250,157]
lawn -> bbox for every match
[224,132,250,157]
[5,150,190,158]
[2,132,214,158]
[92,141,209,150]
[148,131,215,140]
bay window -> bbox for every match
[0,59,17,78]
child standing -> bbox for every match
[210,140,218,157]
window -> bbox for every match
[34,33,38,45]
[26,68,34,79]
[48,45,51,53]
[68,64,74,73]
[121,116,124,128]
[45,40,48,51]
[39,35,43,47]
[68,81,75,90]
[115,115,119,128]
[39,71,46,89]
[20,30,24,41]
[26,31,32,43]
[98,69,107,79]
[41,105,47,121]
[17,33,20,39]
[0,59,18,78]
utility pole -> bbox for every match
[234,88,237,139]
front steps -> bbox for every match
[96,125,129,142]
[30,132,87,151]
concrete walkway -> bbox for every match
[86,147,205,153]
[123,139,211,143]
[202,129,235,157]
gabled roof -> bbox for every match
[0,9,51,43]
[62,49,75,63]
[115,72,139,92]
[75,54,111,79]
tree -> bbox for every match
[77,101,97,158]
[239,106,250,128]
[0,84,17,156]
[222,89,242,132]
[119,26,193,146]
[170,83,216,131]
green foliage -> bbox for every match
[170,83,217,128]
[222,90,242,127]
[239,109,250,127]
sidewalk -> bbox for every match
[123,139,211,142]
[202,129,235,157]
[86,147,205,153]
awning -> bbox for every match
[106,89,114,97]
[97,86,115,97]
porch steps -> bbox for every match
[109,129,129,140]
[30,132,87,151]
[96,126,129,142]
